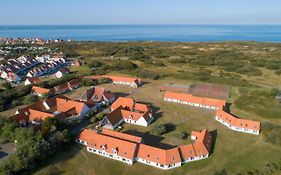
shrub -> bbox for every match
[134,69,161,80]
[23,94,39,105]
[97,77,110,84]
[88,60,103,68]
[1,82,12,90]
[251,60,265,67]
[262,122,281,146]
[265,62,280,70]
[112,61,138,71]
[177,132,188,139]
[150,123,175,135]
[168,58,187,64]
[82,78,98,86]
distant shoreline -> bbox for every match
[1,25,281,43]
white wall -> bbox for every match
[215,116,259,135]
[87,146,133,165]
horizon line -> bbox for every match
[1,23,281,26]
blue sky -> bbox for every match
[0,0,281,25]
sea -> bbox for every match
[1,25,281,42]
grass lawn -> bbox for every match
[34,78,281,175]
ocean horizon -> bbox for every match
[1,24,281,42]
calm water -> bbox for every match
[1,25,281,42]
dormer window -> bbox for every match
[113,148,118,154]
[101,145,107,150]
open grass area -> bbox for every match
[34,78,281,175]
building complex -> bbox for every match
[77,128,212,170]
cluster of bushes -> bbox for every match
[150,123,175,136]
[167,57,187,64]
[133,69,161,80]
[39,74,77,88]
[251,59,281,75]
[0,85,32,111]
[87,60,103,68]
[111,60,138,71]
[261,122,281,146]
[0,117,72,174]
[173,69,253,87]
[89,112,105,124]
[214,162,281,175]
[235,89,281,119]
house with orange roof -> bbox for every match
[24,77,42,86]
[79,86,115,107]
[12,95,90,126]
[164,91,226,110]
[164,91,260,135]
[76,128,213,170]
[136,145,182,169]
[53,79,81,94]
[215,110,260,135]
[76,129,138,165]
[105,75,142,88]
[100,97,153,129]
[31,86,53,97]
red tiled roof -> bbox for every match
[216,110,261,131]
[164,91,226,109]
[77,129,212,166]
[137,144,181,165]
[28,108,54,122]
[12,95,87,124]
[101,129,142,143]
[32,86,50,95]
[26,77,42,84]
[179,129,212,160]
[111,97,135,111]
[105,75,141,84]
[80,86,113,102]
[78,129,138,160]
[107,97,152,126]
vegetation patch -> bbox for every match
[234,89,281,119]
[261,122,281,146]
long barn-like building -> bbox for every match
[164,91,260,135]
[77,128,213,170]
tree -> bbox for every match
[88,60,103,68]
[150,123,175,135]
[0,122,16,141]
[49,130,71,150]
[150,124,167,135]
[0,128,50,174]
[95,112,105,121]
[41,117,59,137]
[97,77,109,84]
[2,82,12,90]
[82,78,98,86]
[23,94,39,105]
